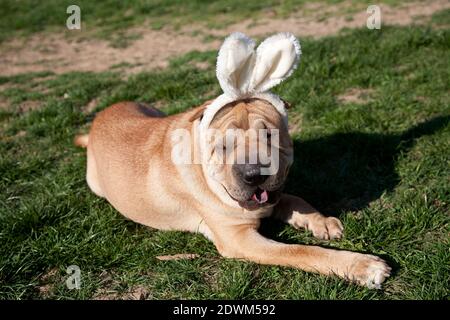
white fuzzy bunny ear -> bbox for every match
[216,32,256,98]
[249,32,301,93]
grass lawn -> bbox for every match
[0,8,449,299]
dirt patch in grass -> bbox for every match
[156,253,200,261]
[93,289,118,300]
[18,100,41,112]
[123,285,151,300]
[0,0,448,77]
[93,285,150,300]
[37,267,59,298]
[92,271,151,300]
[0,96,9,110]
[91,271,151,300]
[0,29,214,76]
[337,88,375,104]
[0,82,17,92]
[0,99,42,112]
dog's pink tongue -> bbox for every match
[252,190,268,204]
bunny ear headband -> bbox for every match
[198,32,301,143]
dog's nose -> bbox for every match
[236,164,268,186]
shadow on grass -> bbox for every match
[260,115,449,239]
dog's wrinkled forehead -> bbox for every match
[209,99,283,130]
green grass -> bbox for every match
[431,8,450,27]
[1,24,449,299]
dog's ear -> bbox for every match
[189,100,214,122]
[248,33,300,93]
[216,32,256,98]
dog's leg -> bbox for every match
[273,194,343,240]
[86,147,105,198]
[212,225,390,288]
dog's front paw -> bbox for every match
[348,254,391,289]
[306,216,344,240]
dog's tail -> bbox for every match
[74,134,89,148]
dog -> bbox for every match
[75,97,391,289]
[76,32,391,289]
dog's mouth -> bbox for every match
[223,186,281,211]
[239,188,282,210]
[251,188,269,204]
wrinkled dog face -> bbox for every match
[205,98,293,210]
